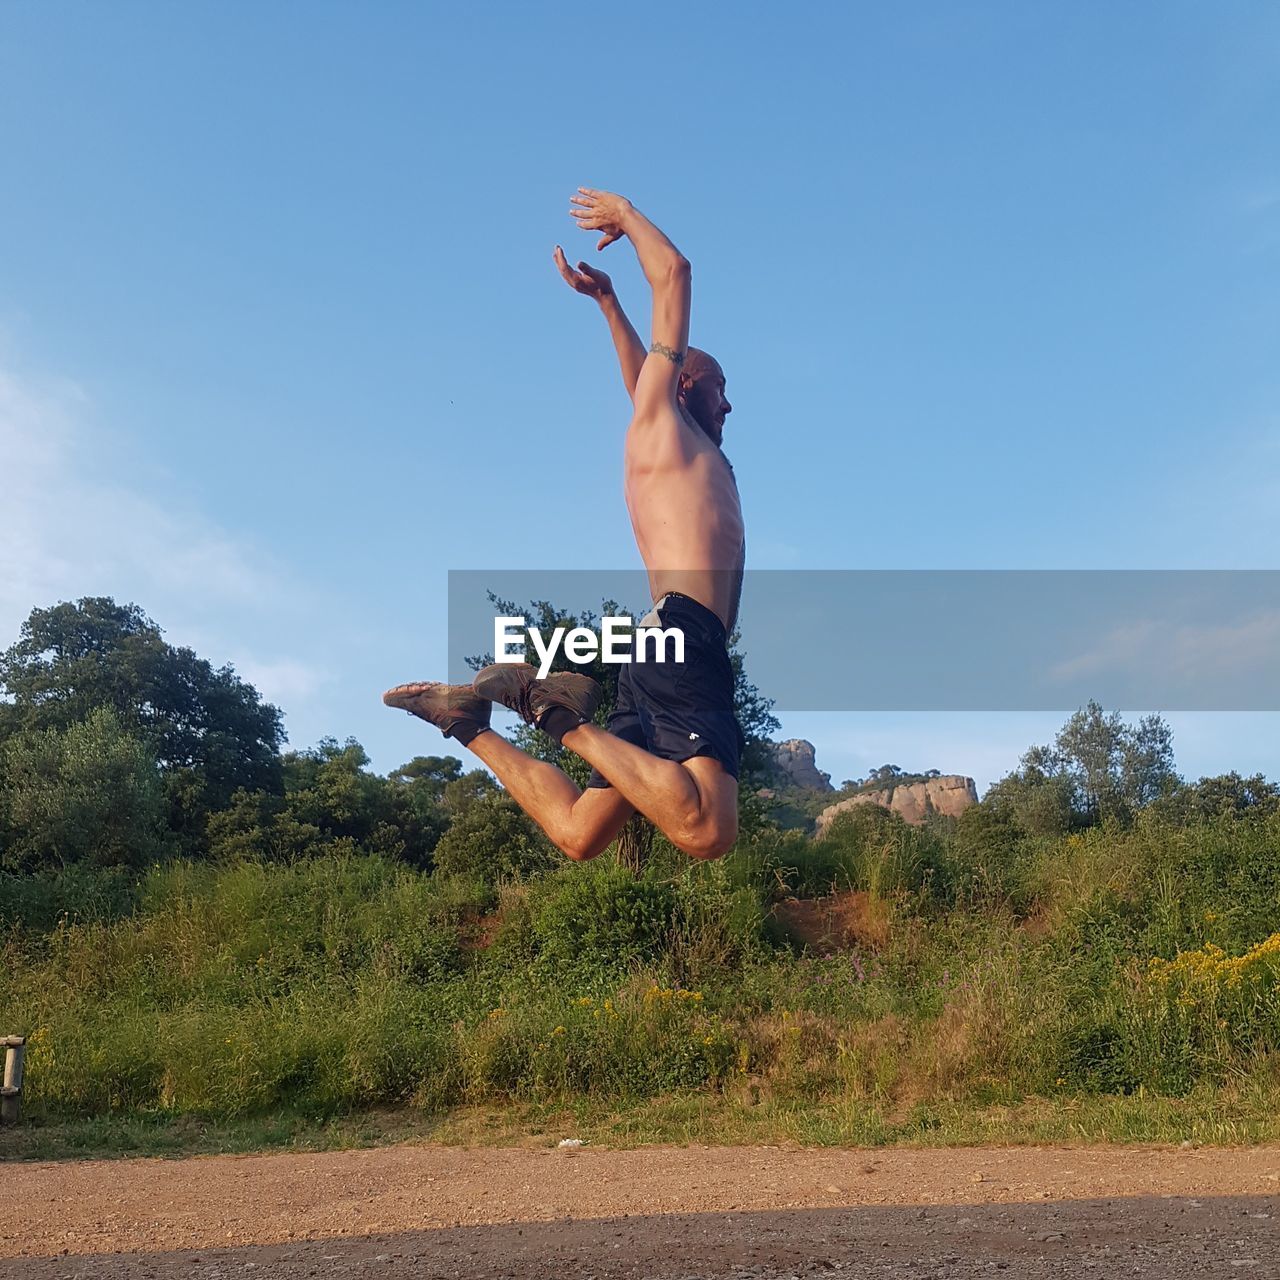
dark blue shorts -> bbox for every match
[587,592,744,788]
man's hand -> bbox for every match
[553,245,614,300]
[569,187,633,251]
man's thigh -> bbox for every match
[683,754,739,825]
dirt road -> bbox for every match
[3,1143,1279,1279]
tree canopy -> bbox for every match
[0,598,285,833]
[986,701,1178,832]
[0,707,166,872]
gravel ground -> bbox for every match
[3,1142,1279,1278]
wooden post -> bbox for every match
[1,1035,25,1125]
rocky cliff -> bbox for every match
[815,775,978,834]
[767,739,833,792]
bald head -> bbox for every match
[684,347,722,380]
[679,347,732,446]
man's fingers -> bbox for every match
[597,232,620,250]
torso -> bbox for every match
[623,403,745,634]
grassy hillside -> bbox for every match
[4,804,1280,1153]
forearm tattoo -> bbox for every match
[650,341,685,365]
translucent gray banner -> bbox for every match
[447,570,1280,711]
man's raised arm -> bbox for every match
[553,246,646,402]
[570,188,690,420]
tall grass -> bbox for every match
[3,807,1280,1129]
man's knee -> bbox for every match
[556,794,634,863]
[677,814,738,861]
[558,833,609,863]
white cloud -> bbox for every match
[1243,188,1280,216]
[1050,612,1280,686]
[0,361,327,712]
[223,655,331,709]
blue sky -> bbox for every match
[2,2,1277,791]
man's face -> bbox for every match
[683,358,732,445]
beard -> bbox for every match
[683,393,723,447]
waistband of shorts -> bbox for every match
[652,592,727,641]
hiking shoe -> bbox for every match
[381,681,491,744]
[473,662,602,732]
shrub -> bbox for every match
[1126,932,1280,1090]
[809,806,946,899]
[942,805,1026,907]
[527,862,679,976]
[0,863,141,932]
[455,979,735,1101]
[430,796,557,884]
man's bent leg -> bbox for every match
[561,724,738,860]
[468,731,635,862]
[382,681,632,861]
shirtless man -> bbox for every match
[384,189,745,861]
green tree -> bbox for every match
[868,764,905,785]
[389,755,463,795]
[441,767,502,815]
[386,755,462,868]
[276,738,426,864]
[947,802,1026,903]
[0,598,284,839]
[983,765,1077,836]
[987,702,1178,831]
[205,787,282,864]
[0,707,166,872]
[1051,702,1175,820]
[282,738,393,845]
[1188,771,1278,819]
[207,744,457,869]
[1152,771,1280,824]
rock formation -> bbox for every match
[815,775,978,834]
[767,739,833,792]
